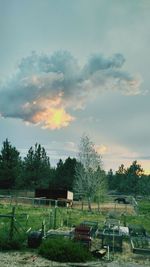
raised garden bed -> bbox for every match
[80,221,99,237]
[101,229,123,252]
[129,224,147,237]
[131,237,150,254]
[73,224,92,248]
[103,228,120,235]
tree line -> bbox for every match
[0,136,106,207]
[0,139,77,191]
[0,138,149,198]
[107,161,150,196]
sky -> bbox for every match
[0,0,150,173]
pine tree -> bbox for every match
[0,139,22,189]
[22,143,51,189]
[52,157,77,190]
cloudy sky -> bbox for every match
[0,0,150,173]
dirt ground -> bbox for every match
[0,251,70,267]
[0,250,149,267]
[72,202,135,214]
[0,198,135,215]
[0,251,105,267]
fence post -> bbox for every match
[68,209,72,228]
[10,195,13,206]
[9,206,15,240]
[54,200,58,229]
[49,210,53,228]
[112,227,115,256]
[123,213,126,227]
[114,202,116,212]
[32,198,34,206]
[81,199,84,211]
[98,199,100,212]
[41,220,46,236]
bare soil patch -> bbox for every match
[73,202,134,214]
[0,250,149,267]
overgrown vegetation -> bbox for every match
[0,200,149,267]
[38,237,94,262]
[0,203,106,232]
[0,230,26,250]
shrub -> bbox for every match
[38,237,94,262]
[0,230,26,250]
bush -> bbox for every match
[0,231,26,250]
[38,237,94,262]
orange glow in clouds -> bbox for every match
[29,97,74,129]
[37,107,74,129]
[22,95,75,129]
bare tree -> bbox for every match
[74,134,106,211]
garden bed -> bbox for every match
[101,229,123,252]
[131,237,150,254]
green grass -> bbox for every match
[123,200,150,233]
[138,200,150,215]
[0,203,106,231]
[0,199,150,252]
[0,200,149,231]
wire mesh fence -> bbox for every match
[0,194,136,214]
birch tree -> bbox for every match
[74,135,106,211]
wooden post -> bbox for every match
[41,220,46,236]
[9,206,15,240]
[125,203,127,213]
[114,202,116,212]
[123,213,126,227]
[98,197,100,212]
[68,209,72,228]
[81,199,84,211]
[107,245,110,261]
[49,210,53,228]
[10,195,13,206]
[54,200,58,229]
[112,227,115,256]
[15,196,18,206]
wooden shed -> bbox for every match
[35,188,73,206]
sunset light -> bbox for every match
[0,0,150,205]
[0,2,150,263]
[144,169,150,175]
[32,107,74,129]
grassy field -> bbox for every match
[0,202,106,232]
[0,198,149,233]
[0,198,149,266]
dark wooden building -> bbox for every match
[35,188,73,206]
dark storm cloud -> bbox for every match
[0,50,142,128]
